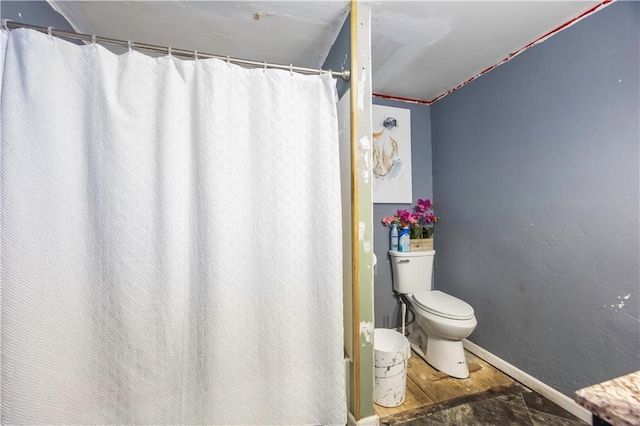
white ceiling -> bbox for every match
[49,1,602,102]
[368,1,601,101]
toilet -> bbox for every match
[389,250,477,379]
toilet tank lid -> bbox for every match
[388,250,435,257]
[413,291,475,320]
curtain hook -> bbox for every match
[167,46,172,56]
[194,50,198,61]
[226,55,231,67]
[128,40,133,52]
[47,26,53,39]
[91,34,96,46]
[289,64,293,76]
[263,61,267,73]
[2,19,11,31]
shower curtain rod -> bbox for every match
[2,20,351,82]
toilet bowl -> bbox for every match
[412,291,477,378]
[389,250,477,379]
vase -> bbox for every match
[410,237,433,251]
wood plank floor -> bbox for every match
[375,350,525,424]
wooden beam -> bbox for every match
[349,0,361,420]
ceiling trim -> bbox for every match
[372,93,431,105]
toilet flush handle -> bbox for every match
[399,259,410,264]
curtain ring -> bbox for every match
[167,46,172,56]
[128,40,133,52]
[47,26,53,39]
[2,19,11,31]
[289,64,293,76]
[194,50,198,61]
[226,56,230,66]
[91,34,97,46]
[263,61,267,73]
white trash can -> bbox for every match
[374,328,410,407]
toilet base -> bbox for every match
[406,332,470,379]
[407,321,472,379]
[425,335,469,379]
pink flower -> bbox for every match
[417,198,432,210]
[398,210,412,223]
[379,197,439,234]
[381,216,396,226]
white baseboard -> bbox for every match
[347,411,379,426]
[462,339,591,424]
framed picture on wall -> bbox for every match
[372,104,412,203]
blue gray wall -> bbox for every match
[373,98,432,328]
[322,12,350,99]
[431,1,639,396]
[1,1,74,32]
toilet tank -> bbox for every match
[389,250,435,294]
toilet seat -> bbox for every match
[412,291,475,320]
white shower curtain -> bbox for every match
[0,29,345,425]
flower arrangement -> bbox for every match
[381,198,439,239]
